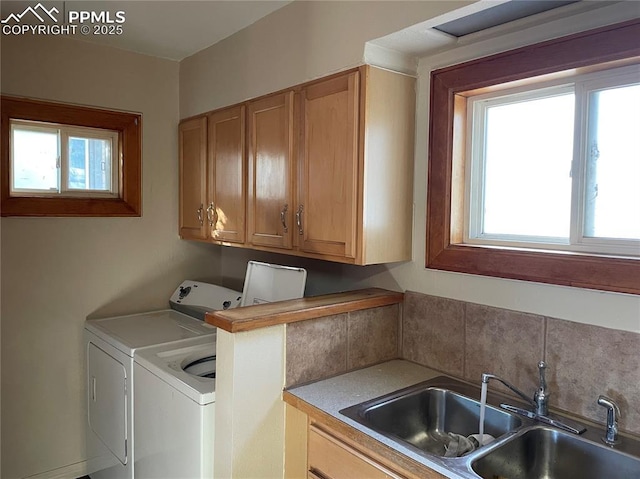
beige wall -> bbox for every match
[180,1,640,334]
[179,0,471,118]
[0,35,220,478]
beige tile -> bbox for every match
[348,305,399,370]
[285,314,348,388]
[546,318,640,436]
[465,304,545,398]
[402,291,465,377]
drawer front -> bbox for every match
[308,426,404,479]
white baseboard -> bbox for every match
[23,461,88,479]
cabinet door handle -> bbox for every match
[296,204,304,235]
[206,202,216,227]
[280,204,288,233]
[196,204,204,225]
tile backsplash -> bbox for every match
[285,304,400,388]
[403,291,640,436]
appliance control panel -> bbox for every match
[169,281,242,310]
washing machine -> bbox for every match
[84,281,241,479]
[131,261,307,478]
[134,336,216,478]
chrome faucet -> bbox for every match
[533,360,550,416]
[481,361,549,416]
[597,395,621,445]
[482,361,586,435]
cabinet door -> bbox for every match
[298,72,359,259]
[208,106,246,243]
[179,116,207,240]
[247,92,294,249]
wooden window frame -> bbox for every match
[426,19,640,295]
[1,96,142,216]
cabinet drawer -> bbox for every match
[308,425,404,479]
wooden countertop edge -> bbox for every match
[282,391,448,479]
[205,288,403,333]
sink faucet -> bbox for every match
[482,361,586,435]
[533,360,550,416]
[481,361,549,416]
[597,395,621,446]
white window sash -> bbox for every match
[9,120,120,198]
[464,64,640,258]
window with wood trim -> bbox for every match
[1,97,141,216]
[426,19,640,294]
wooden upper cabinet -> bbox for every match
[179,106,245,244]
[179,116,207,240]
[358,65,415,264]
[247,91,294,249]
[208,105,246,244]
[178,66,415,264]
[297,72,359,259]
[295,66,415,264]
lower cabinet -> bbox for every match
[308,425,404,479]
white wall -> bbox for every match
[0,35,220,478]
[181,1,640,334]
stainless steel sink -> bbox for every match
[472,426,640,479]
[338,375,640,479]
[340,376,522,457]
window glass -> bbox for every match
[11,124,59,192]
[68,136,113,191]
[584,83,640,240]
[481,92,574,239]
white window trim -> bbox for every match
[464,64,640,258]
[9,119,120,199]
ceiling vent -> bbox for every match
[433,0,578,37]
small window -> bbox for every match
[10,120,119,198]
[1,96,141,217]
[465,67,640,257]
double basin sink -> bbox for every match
[339,376,640,479]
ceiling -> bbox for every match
[1,1,292,60]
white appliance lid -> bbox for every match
[240,261,307,307]
[85,309,216,355]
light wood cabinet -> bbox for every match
[247,91,294,250]
[179,116,207,240]
[179,105,245,244]
[208,105,245,244]
[296,72,359,259]
[179,65,415,264]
